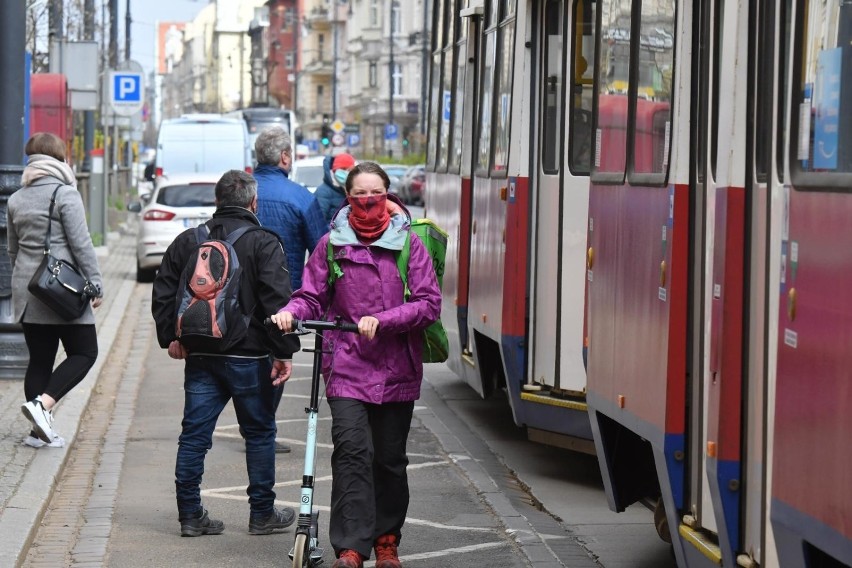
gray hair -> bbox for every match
[255,126,292,165]
[215,169,257,208]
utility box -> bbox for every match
[30,73,72,154]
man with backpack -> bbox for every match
[151,169,300,538]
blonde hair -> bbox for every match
[25,132,66,162]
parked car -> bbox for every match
[127,173,220,283]
[290,156,327,193]
[398,164,425,204]
[381,164,408,197]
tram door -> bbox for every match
[531,0,594,395]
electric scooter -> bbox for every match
[272,317,359,568]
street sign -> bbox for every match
[347,133,361,147]
[109,71,144,116]
[384,124,398,140]
[331,120,346,133]
[332,133,345,146]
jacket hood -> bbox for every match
[321,155,336,186]
[328,193,411,250]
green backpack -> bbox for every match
[326,218,449,363]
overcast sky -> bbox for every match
[120,0,206,75]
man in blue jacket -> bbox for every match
[253,126,326,290]
[253,126,326,453]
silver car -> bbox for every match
[128,173,220,282]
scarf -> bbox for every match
[22,154,76,187]
[347,194,391,240]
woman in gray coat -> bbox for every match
[7,133,104,448]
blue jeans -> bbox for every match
[175,356,277,520]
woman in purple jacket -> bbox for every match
[270,162,441,568]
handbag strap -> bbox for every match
[42,184,63,255]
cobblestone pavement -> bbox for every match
[0,229,138,567]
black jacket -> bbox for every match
[151,206,300,359]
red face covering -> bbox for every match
[348,194,390,239]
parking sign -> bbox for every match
[109,71,144,116]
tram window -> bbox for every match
[438,50,453,169]
[792,0,852,181]
[450,41,467,171]
[592,0,631,178]
[492,20,516,173]
[427,54,441,169]
[568,0,596,175]
[630,0,674,178]
[477,31,497,173]
[754,1,774,182]
[776,0,791,182]
[541,0,564,175]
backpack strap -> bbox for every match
[194,223,211,244]
[327,240,344,286]
[223,225,255,245]
[395,232,412,300]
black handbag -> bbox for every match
[27,185,94,321]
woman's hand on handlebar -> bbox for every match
[270,311,294,332]
[358,316,380,340]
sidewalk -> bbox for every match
[0,229,138,567]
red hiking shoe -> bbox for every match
[332,549,364,568]
[374,535,402,568]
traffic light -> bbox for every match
[321,114,331,146]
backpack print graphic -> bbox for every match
[175,224,255,352]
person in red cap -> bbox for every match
[315,153,356,225]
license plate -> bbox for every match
[182,217,207,228]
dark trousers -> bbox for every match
[176,356,277,520]
[327,398,414,558]
[21,323,98,403]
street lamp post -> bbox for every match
[388,0,395,158]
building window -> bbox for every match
[392,63,403,96]
[392,1,402,35]
[369,61,377,87]
[284,7,295,30]
[317,84,324,112]
[285,52,295,69]
[370,0,379,27]
[318,34,325,60]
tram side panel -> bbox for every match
[772,190,852,568]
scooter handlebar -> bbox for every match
[264,316,360,334]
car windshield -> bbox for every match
[293,166,324,188]
[384,167,407,178]
[156,184,217,207]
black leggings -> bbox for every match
[21,323,98,403]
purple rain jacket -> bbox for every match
[280,198,441,404]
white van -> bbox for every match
[155,114,252,177]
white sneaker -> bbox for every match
[21,398,56,443]
[22,434,65,448]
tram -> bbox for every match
[425,1,852,567]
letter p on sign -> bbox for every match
[109,71,144,116]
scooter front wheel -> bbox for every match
[292,532,308,567]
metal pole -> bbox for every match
[49,0,64,39]
[125,0,131,61]
[0,1,30,378]
[332,0,338,120]
[109,0,118,68]
[83,0,95,172]
[388,0,395,158]
[420,0,429,136]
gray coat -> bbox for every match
[7,176,104,324]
